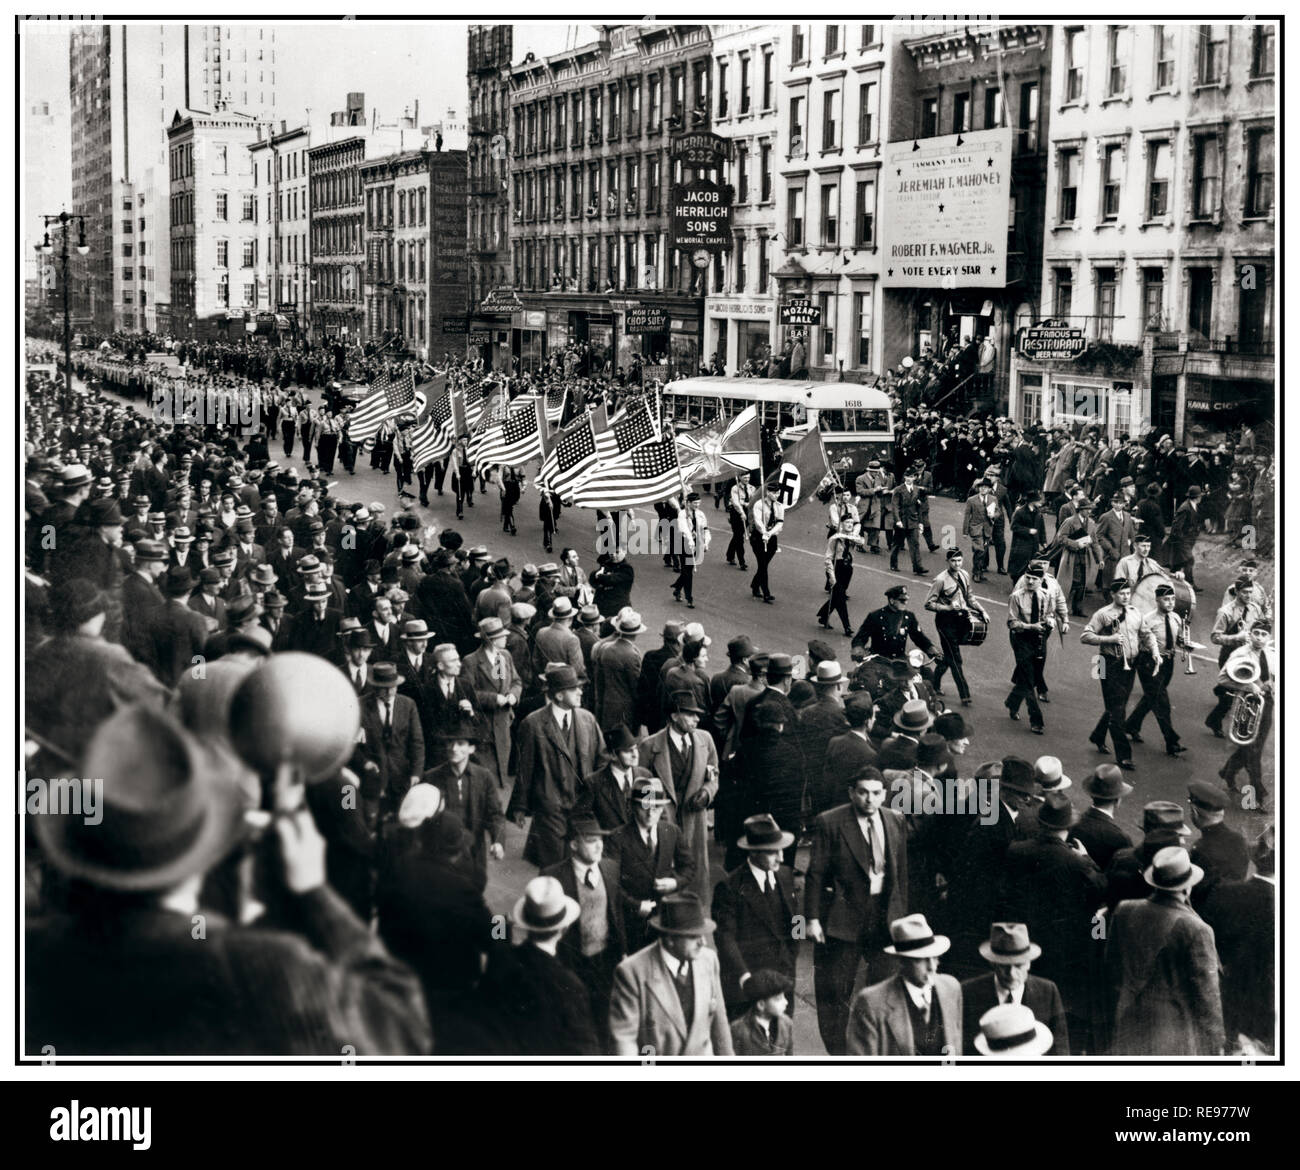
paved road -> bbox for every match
[86,370,1275,1054]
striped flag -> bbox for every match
[537,412,599,498]
[596,396,657,462]
[544,384,568,426]
[471,394,543,467]
[676,405,763,484]
[345,369,416,444]
[408,415,445,471]
[466,387,519,464]
[571,431,683,510]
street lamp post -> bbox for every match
[38,210,90,394]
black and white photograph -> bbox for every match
[15,11,1283,1110]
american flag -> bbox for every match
[471,395,542,467]
[596,396,657,462]
[544,385,568,426]
[466,388,520,464]
[346,369,416,444]
[414,378,455,467]
[571,432,683,510]
[536,412,599,497]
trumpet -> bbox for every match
[1226,657,1265,746]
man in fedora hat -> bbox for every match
[149,565,213,687]
[846,914,962,1055]
[1071,765,1134,871]
[541,815,627,1040]
[808,765,909,1054]
[120,537,169,674]
[420,715,505,890]
[286,579,342,659]
[739,652,798,742]
[462,616,522,789]
[591,608,646,734]
[609,776,695,954]
[712,814,799,1017]
[609,891,733,1056]
[961,923,1068,1055]
[337,618,375,694]
[709,635,755,713]
[730,969,795,1055]
[188,566,229,632]
[1106,846,1224,1055]
[508,664,606,868]
[351,662,425,835]
[26,704,431,1056]
[390,619,435,738]
[500,876,600,1055]
[579,724,652,832]
[1186,781,1248,909]
[973,1003,1056,1057]
[533,594,585,681]
[639,690,719,900]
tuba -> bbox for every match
[1227,657,1265,746]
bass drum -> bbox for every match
[1132,572,1195,618]
[958,614,989,647]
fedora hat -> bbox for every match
[437,715,482,743]
[89,498,124,526]
[916,732,951,772]
[631,776,671,807]
[813,660,845,686]
[548,596,575,620]
[211,547,237,568]
[543,663,583,692]
[226,593,263,626]
[400,619,433,642]
[974,1004,1054,1056]
[979,922,1043,966]
[163,565,196,596]
[303,580,330,601]
[648,891,715,937]
[249,563,277,587]
[296,554,323,575]
[577,604,602,627]
[477,616,509,641]
[262,589,287,610]
[1033,756,1071,792]
[133,539,169,564]
[1143,845,1203,892]
[567,814,614,839]
[737,813,795,853]
[1140,801,1191,836]
[368,662,404,689]
[60,464,93,489]
[892,699,933,736]
[877,737,918,772]
[511,876,581,934]
[934,711,971,740]
[612,608,647,635]
[33,705,242,892]
[47,578,108,630]
[605,724,638,754]
[998,756,1039,796]
[1084,764,1133,801]
[766,653,795,680]
[669,690,705,716]
[883,913,950,958]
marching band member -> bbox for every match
[1011,558,1069,706]
[1081,579,1159,771]
[925,548,989,707]
[1125,583,1189,757]
[1209,578,1264,667]
[1212,620,1275,804]
[1220,559,1271,621]
[1115,532,1167,591]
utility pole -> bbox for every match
[37,210,89,393]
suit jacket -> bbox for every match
[822,731,878,802]
[1072,806,1134,873]
[730,1007,794,1055]
[419,671,481,756]
[578,762,652,832]
[893,484,926,527]
[421,760,505,878]
[1190,821,1250,907]
[960,972,1069,1055]
[152,597,213,687]
[709,664,751,714]
[533,622,585,677]
[640,726,719,900]
[121,572,164,672]
[462,646,522,786]
[1201,876,1275,1046]
[608,818,695,953]
[542,856,628,967]
[188,590,228,631]
[807,803,908,944]
[592,637,642,732]
[494,942,601,1056]
[1094,509,1138,564]
[609,942,733,1056]
[350,692,426,820]
[846,973,963,1055]
[711,862,799,1008]
[1168,499,1201,551]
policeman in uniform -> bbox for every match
[924,549,989,707]
[850,584,939,662]
[1125,583,1189,757]
[1081,579,1159,771]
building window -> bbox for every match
[1141,267,1164,329]
[1197,25,1225,84]
[861,25,876,49]
[984,86,1002,129]
[822,90,839,150]
[825,24,840,56]
[1246,128,1274,217]
[815,291,836,363]
[647,154,661,211]
[648,73,662,130]
[717,58,728,117]
[242,239,255,267]
[217,279,229,307]
[953,92,970,134]
[1107,26,1129,96]
[1053,268,1073,318]
[216,192,228,220]
[920,96,938,138]
[1101,144,1122,220]
[820,183,839,245]
[1154,25,1176,89]
[739,53,751,115]
[1146,140,1171,219]
[758,235,769,292]
[736,144,749,202]
[242,194,256,221]
[1191,135,1221,219]
[1187,268,1213,339]
[788,187,804,246]
[1094,267,1117,340]
[1058,149,1080,222]
[854,178,876,245]
[1238,262,1270,350]
[1065,28,1086,102]
[1018,82,1039,153]
[216,239,228,268]
[791,24,806,64]
[570,166,582,217]
[858,81,877,144]
[1251,24,1275,77]
[244,283,255,307]
[572,93,584,144]
[733,233,746,292]
[215,144,227,174]
[759,142,772,201]
[761,48,774,109]
[1020,373,1043,426]
[854,289,872,366]
[789,95,805,154]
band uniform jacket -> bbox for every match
[1071,807,1134,873]
[578,762,653,832]
[542,856,628,970]
[807,803,908,944]
[1106,892,1225,1056]
[591,637,642,733]
[960,972,1069,1055]
[607,819,696,953]
[846,972,963,1055]
[639,726,719,899]
[462,645,522,787]
[731,1007,794,1055]
[506,705,605,868]
[609,942,734,1056]
[711,862,799,1009]
[351,691,426,821]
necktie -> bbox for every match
[384,699,393,730]
[767,1019,779,1047]
[562,712,571,735]
[584,867,597,890]
[1030,592,1039,625]
[919,989,932,1024]
[1259,653,1269,682]
[1164,614,1174,653]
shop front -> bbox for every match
[511,309,547,374]
[705,294,775,375]
[1182,374,1274,449]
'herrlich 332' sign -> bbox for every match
[670,131,731,169]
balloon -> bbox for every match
[228,652,361,782]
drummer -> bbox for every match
[1115,532,1168,591]
[925,548,989,708]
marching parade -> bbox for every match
[21,18,1276,1066]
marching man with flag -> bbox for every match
[671,492,711,610]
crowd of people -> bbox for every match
[21,332,1275,1058]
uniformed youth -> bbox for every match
[925,548,989,707]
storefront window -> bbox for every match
[1019,373,1043,426]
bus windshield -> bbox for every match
[818,407,892,434]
